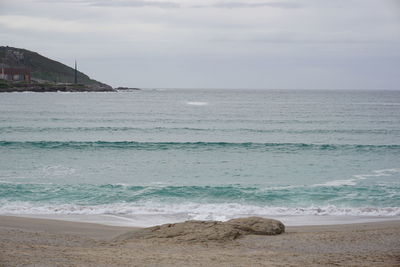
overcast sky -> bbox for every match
[1,0,399,89]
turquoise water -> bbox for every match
[0,90,399,225]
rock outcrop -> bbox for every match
[115,217,285,243]
[0,83,114,93]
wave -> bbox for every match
[1,141,400,151]
[313,168,400,187]
[3,115,398,125]
[0,201,399,220]
[1,126,399,135]
[186,101,208,106]
[1,183,399,207]
[1,176,399,225]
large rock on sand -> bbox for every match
[115,217,285,243]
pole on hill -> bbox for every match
[74,60,78,84]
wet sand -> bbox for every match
[0,215,399,266]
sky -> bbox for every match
[0,0,399,89]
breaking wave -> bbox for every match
[1,141,399,151]
[1,201,399,222]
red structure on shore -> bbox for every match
[0,65,31,82]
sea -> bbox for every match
[0,89,399,226]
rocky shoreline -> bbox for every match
[0,83,115,92]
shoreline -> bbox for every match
[1,214,400,234]
[0,87,115,93]
[1,215,399,266]
[4,213,400,228]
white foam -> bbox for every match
[314,179,357,187]
[186,101,208,106]
[41,165,76,177]
[352,102,400,106]
[314,168,400,187]
[1,201,399,227]
[354,168,400,179]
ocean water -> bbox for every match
[0,89,399,226]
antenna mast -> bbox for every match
[74,60,78,84]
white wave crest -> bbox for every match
[314,179,357,187]
[186,101,208,106]
[41,165,76,177]
[1,201,399,223]
[353,168,400,179]
[314,168,400,187]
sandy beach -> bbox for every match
[0,216,399,266]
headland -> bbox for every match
[0,46,114,92]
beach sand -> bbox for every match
[0,216,399,266]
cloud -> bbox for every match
[0,14,164,35]
[212,32,390,45]
[193,2,304,9]
[35,0,301,9]
[1,0,400,89]
[85,0,180,8]
[0,15,89,34]
[34,0,180,8]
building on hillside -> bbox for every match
[0,64,31,82]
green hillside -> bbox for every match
[0,46,111,89]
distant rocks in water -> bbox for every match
[115,87,141,91]
[115,217,285,243]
